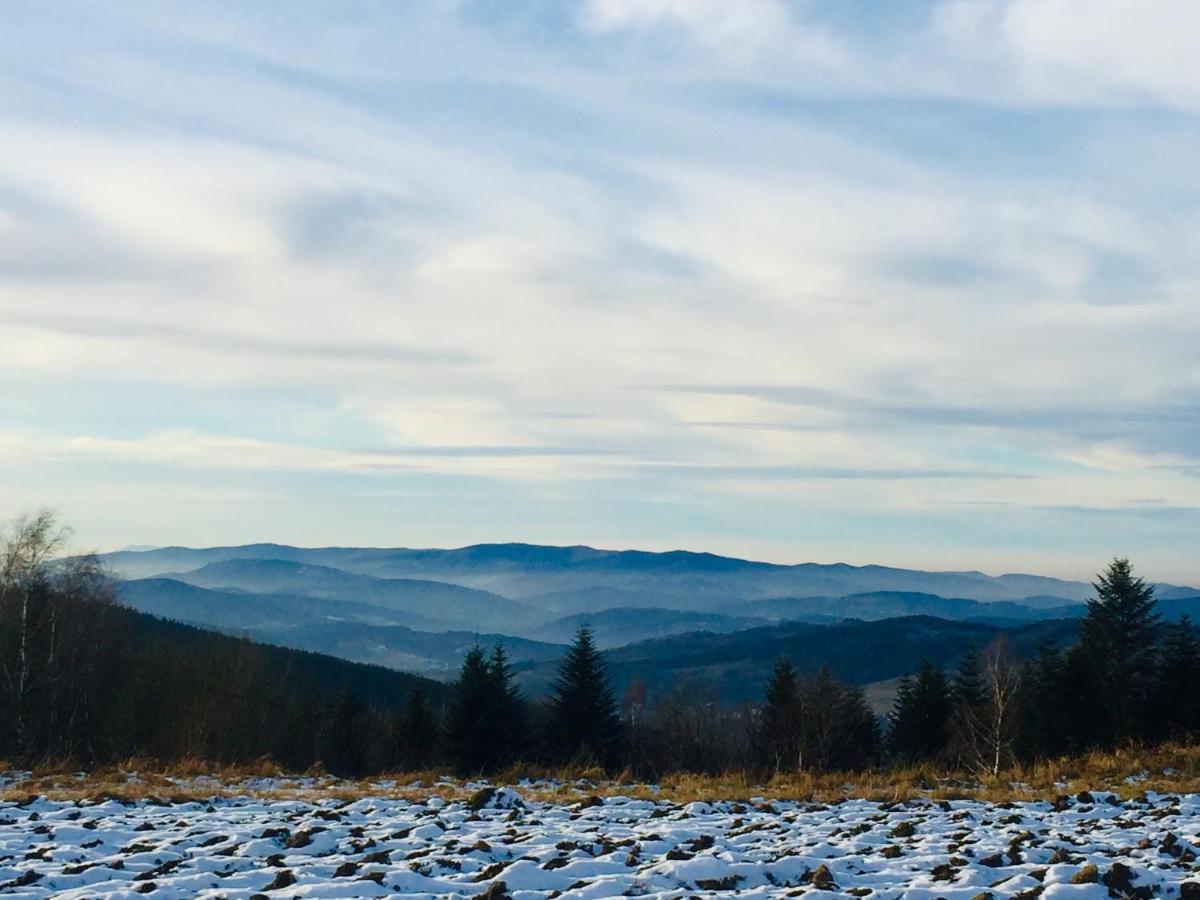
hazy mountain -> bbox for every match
[166,558,540,633]
[115,577,564,678]
[246,621,565,678]
[528,607,770,649]
[117,577,444,632]
[100,542,1196,609]
[722,591,1082,625]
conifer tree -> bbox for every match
[398,685,438,770]
[445,646,501,773]
[1149,616,1200,742]
[1020,642,1064,759]
[948,646,985,765]
[487,644,527,766]
[887,660,951,763]
[1078,557,1159,739]
[546,627,621,767]
[760,658,800,772]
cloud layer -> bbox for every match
[2,1,1198,581]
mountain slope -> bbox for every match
[515,615,1081,703]
[529,607,770,648]
[169,558,540,632]
[723,591,1083,624]
[117,577,443,631]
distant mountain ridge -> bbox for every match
[99,541,1197,606]
[99,542,1200,690]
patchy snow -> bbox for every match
[2,787,1199,897]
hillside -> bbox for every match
[514,615,1082,703]
[168,558,539,632]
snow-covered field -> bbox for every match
[3,783,1199,898]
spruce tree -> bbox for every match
[399,685,438,770]
[887,660,951,763]
[487,644,528,765]
[948,646,985,765]
[547,627,621,767]
[760,658,800,772]
[445,646,501,774]
[1020,642,1064,759]
[1078,557,1159,740]
[1149,616,1200,742]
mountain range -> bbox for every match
[101,542,1200,702]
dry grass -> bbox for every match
[4,745,1200,805]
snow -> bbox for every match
[1,785,1199,898]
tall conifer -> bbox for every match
[547,627,621,766]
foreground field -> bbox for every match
[2,779,1200,899]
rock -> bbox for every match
[890,821,917,838]
[468,787,525,812]
[979,853,1005,868]
[333,862,358,878]
[1071,864,1099,884]
[476,881,512,900]
[1077,791,1095,805]
[696,875,743,891]
[1179,882,1200,900]
[880,845,903,859]
[931,863,956,882]
[262,870,296,891]
[810,864,837,890]
[1102,862,1153,899]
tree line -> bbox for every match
[884,558,1200,774]
[3,511,1196,778]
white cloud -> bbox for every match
[0,1,1198,576]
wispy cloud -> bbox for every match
[0,1,1198,581]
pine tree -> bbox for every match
[445,646,501,774]
[948,646,985,765]
[1078,557,1160,740]
[546,627,621,767]
[887,660,951,763]
[1149,616,1200,742]
[760,658,800,772]
[487,644,527,766]
[398,685,438,770]
[1020,642,1064,759]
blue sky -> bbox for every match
[2,1,1199,582]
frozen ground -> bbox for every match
[2,784,1200,898]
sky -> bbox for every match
[1,1,1199,583]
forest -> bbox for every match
[2,512,1197,779]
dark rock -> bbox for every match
[1102,862,1153,899]
[696,875,743,890]
[262,870,296,891]
[809,864,837,890]
[931,864,956,882]
[476,881,512,900]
